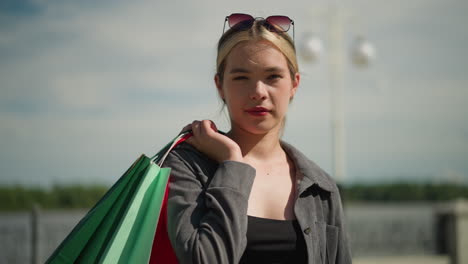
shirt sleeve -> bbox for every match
[165,147,256,264]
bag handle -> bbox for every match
[151,132,193,166]
[151,129,227,166]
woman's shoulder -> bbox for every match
[166,141,208,162]
[164,141,218,175]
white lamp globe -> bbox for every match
[300,33,324,63]
[351,36,376,67]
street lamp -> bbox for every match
[300,8,376,183]
[351,35,376,67]
[300,33,324,63]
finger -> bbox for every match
[184,136,194,146]
[200,120,219,138]
[180,124,193,134]
[191,120,202,137]
[184,135,200,150]
[209,120,218,132]
[200,120,213,135]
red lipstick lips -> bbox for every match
[245,106,271,116]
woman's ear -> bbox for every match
[290,72,300,98]
[214,74,225,100]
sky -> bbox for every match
[0,0,467,186]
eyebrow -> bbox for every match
[229,68,250,74]
[228,67,285,74]
[265,67,284,73]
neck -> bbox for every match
[227,126,283,162]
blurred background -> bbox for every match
[1,0,467,263]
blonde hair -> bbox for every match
[216,20,298,82]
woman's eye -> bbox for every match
[233,76,248,80]
[268,74,282,80]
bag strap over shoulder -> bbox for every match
[151,132,192,166]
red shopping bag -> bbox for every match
[150,133,192,264]
[149,185,178,264]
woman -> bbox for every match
[164,13,352,264]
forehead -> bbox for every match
[224,40,289,71]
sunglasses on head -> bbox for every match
[222,13,295,41]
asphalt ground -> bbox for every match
[354,255,449,264]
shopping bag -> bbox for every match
[46,133,189,264]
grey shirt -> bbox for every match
[165,141,352,264]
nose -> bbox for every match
[249,80,267,101]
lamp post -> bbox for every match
[300,7,375,183]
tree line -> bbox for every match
[339,182,468,203]
[1,182,468,211]
[0,185,108,211]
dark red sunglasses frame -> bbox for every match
[222,13,295,41]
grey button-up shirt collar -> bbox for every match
[281,141,335,194]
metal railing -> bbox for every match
[1,201,466,264]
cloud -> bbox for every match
[0,0,467,186]
[0,101,226,186]
[0,0,221,116]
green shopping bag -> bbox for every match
[46,133,189,263]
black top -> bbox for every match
[239,215,308,264]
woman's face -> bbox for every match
[215,40,300,135]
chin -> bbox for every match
[240,120,282,135]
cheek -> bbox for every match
[276,89,294,111]
[280,98,291,111]
[223,83,245,100]
[222,88,240,109]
